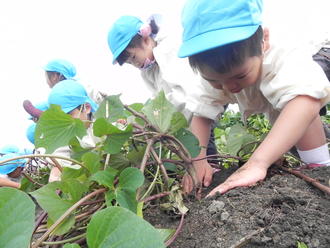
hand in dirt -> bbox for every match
[206,162,267,197]
[182,160,214,198]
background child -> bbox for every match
[24,59,106,145]
[107,15,224,193]
[0,145,32,188]
[178,0,330,196]
[44,58,106,103]
[26,79,100,182]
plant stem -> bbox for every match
[139,138,155,173]
[165,214,185,247]
[192,154,242,162]
[150,147,169,189]
[124,105,161,132]
[0,154,83,167]
[142,191,171,203]
[32,188,106,248]
[41,233,86,245]
[49,158,63,172]
[139,164,160,201]
[33,211,48,234]
[279,166,330,195]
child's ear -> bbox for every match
[84,103,92,114]
[262,27,270,52]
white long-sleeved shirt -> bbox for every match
[186,40,330,124]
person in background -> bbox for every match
[107,14,223,195]
[44,58,106,104]
[27,79,100,182]
[0,145,32,188]
[24,58,106,145]
[178,0,330,196]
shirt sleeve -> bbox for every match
[261,46,330,110]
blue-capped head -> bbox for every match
[44,59,77,88]
[44,59,77,79]
[178,0,263,58]
[107,16,143,64]
[48,79,98,115]
[0,145,30,176]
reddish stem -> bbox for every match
[142,191,171,203]
[280,166,330,195]
[165,214,185,247]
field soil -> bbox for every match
[145,165,330,248]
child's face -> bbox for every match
[45,72,60,88]
[199,56,263,93]
[69,104,91,125]
[125,37,155,69]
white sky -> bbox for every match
[0,0,329,149]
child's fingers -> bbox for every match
[182,174,194,194]
[206,183,230,198]
[203,167,213,187]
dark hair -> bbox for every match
[46,71,66,81]
[117,18,159,65]
[189,26,263,74]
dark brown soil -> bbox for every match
[145,165,330,248]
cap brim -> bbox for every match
[178,25,260,58]
[112,39,131,64]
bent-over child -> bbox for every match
[107,14,224,193]
[178,0,330,196]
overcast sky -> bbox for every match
[0,0,328,149]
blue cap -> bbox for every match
[0,153,27,175]
[26,123,36,144]
[107,16,143,64]
[44,59,77,79]
[0,145,19,154]
[48,79,98,113]
[178,0,263,58]
[0,145,32,175]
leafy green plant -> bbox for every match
[0,91,195,247]
[215,111,271,165]
[296,241,308,248]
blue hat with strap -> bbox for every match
[0,153,27,175]
[178,0,263,58]
[44,59,77,79]
[0,145,19,154]
[48,79,98,113]
[107,16,143,64]
[0,145,32,175]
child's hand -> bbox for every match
[206,162,267,197]
[182,160,214,197]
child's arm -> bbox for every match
[48,167,62,182]
[0,178,20,188]
[207,95,324,197]
[182,115,214,194]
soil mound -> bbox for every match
[146,166,330,248]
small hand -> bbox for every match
[206,162,267,197]
[182,160,214,196]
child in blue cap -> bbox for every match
[44,59,77,88]
[0,145,32,188]
[44,58,106,103]
[178,0,330,196]
[108,14,224,194]
[38,79,100,182]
